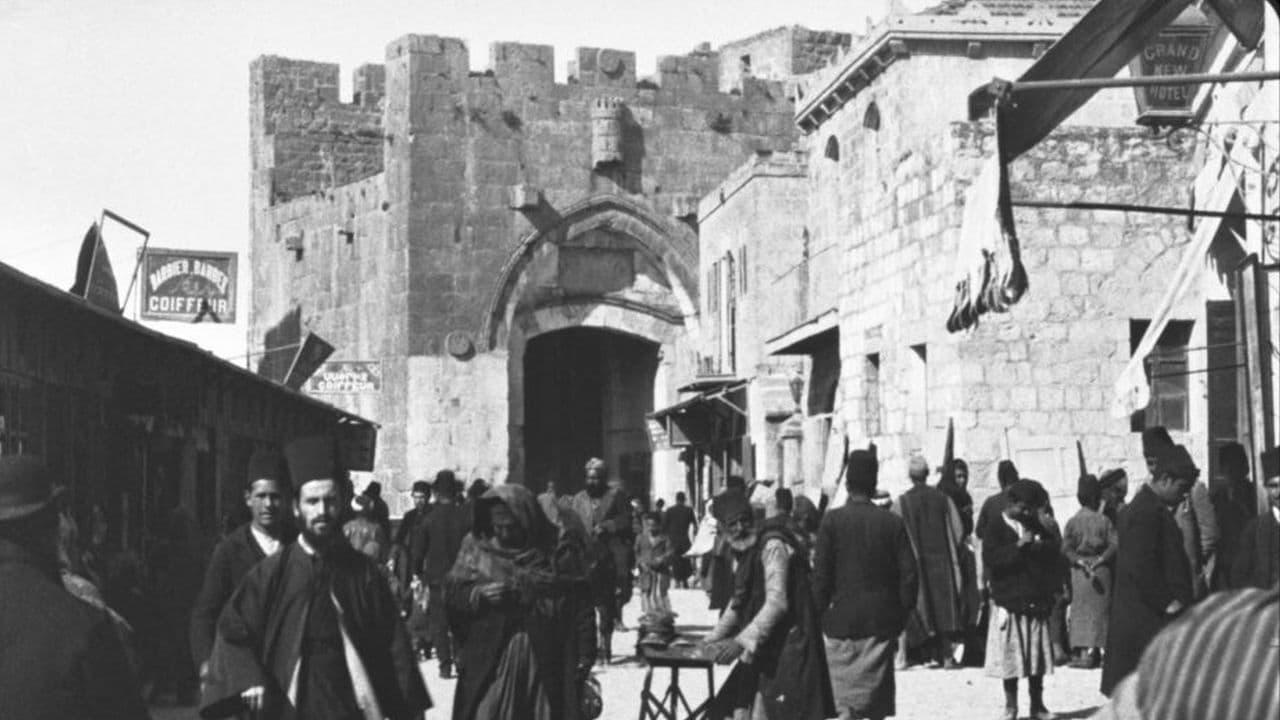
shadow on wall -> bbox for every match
[256,306,302,383]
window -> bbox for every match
[824,136,840,161]
[864,353,882,436]
[740,54,752,76]
[1130,319,1192,432]
[863,102,881,131]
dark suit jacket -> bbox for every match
[419,502,470,583]
[1,538,149,720]
[1101,484,1193,696]
[1231,510,1279,590]
[190,524,293,667]
[812,497,919,640]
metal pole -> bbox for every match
[1004,69,1280,93]
[1011,199,1280,223]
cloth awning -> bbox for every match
[647,381,748,449]
[765,308,838,356]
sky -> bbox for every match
[0,0,911,364]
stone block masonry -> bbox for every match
[248,29,848,509]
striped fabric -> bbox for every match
[1135,588,1279,720]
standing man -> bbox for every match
[1230,446,1279,589]
[1,456,150,719]
[567,457,633,663]
[662,491,696,588]
[394,480,433,661]
[701,490,834,720]
[420,470,469,679]
[895,455,965,668]
[190,450,295,685]
[200,436,430,720]
[813,450,918,720]
[1142,427,1217,599]
[1100,444,1195,697]
[1210,442,1257,591]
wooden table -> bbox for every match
[637,645,716,720]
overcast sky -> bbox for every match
[0,0,904,362]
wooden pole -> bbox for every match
[1237,255,1275,513]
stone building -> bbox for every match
[247,29,851,509]
[689,0,1249,511]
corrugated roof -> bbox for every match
[922,0,1097,17]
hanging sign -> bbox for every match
[1129,13,1213,127]
[139,248,238,322]
[305,361,383,394]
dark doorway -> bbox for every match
[523,328,659,497]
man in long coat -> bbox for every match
[567,457,633,662]
[200,437,430,720]
[895,455,965,667]
[418,470,469,678]
[0,456,150,720]
[394,480,433,660]
[702,490,834,720]
[1100,444,1195,696]
[190,450,296,681]
[814,450,918,720]
[1230,446,1279,589]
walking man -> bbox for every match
[813,449,918,720]
[395,480,433,660]
[662,491,696,588]
[1,456,150,720]
[895,454,966,667]
[420,470,469,679]
[200,436,430,720]
[1100,444,1195,696]
[190,450,295,685]
[568,457,633,663]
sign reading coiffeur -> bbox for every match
[139,249,238,322]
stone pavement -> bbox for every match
[153,587,1107,720]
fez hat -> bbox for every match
[712,489,752,525]
[1077,474,1100,506]
[284,436,340,488]
[1154,444,1198,480]
[997,460,1020,489]
[434,470,459,494]
[1141,426,1174,457]
[246,449,289,489]
[1260,446,1278,480]
[0,456,61,521]
[411,480,431,494]
[845,449,879,493]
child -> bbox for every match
[636,512,673,615]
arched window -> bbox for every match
[863,102,881,131]
[824,135,840,161]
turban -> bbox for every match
[712,490,752,525]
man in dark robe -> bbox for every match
[975,460,1019,544]
[701,490,834,720]
[894,455,965,667]
[814,450,917,720]
[662,491,696,587]
[1230,446,1279,589]
[1210,442,1257,591]
[394,480,433,660]
[200,436,430,720]
[566,457,632,663]
[190,450,295,683]
[0,456,150,720]
[1100,444,1195,697]
[418,470,470,678]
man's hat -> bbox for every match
[712,489,752,525]
[1142,426,1174,457]
[997,460,1020,489]
[411,480,431,494]
[1006,478,1048,508]
[845,449,879,493]
[246,449,289,489]
[284,436,340,488]
[0,456,61,521]
[1154,444,1198,481]
[434,470,459,494]
[1099,467,1127,489]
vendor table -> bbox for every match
[638,645,716,720]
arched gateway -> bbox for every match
[481,195,698,497]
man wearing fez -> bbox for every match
[1100,444,1195,697]
[191,449,296,682]
[201,436,430,720]
[0,456,150,719]
[813,449,918,720]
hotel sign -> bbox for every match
[139,248,238,322]
[1129,22,1212,127]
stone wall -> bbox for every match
[718,26,853,94]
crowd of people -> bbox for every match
[1,424,1277,720]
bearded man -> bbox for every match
[200,436,430,720]
[566,457,633,663]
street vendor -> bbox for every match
[699,491,833,720]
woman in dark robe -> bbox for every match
[446,484,595,720]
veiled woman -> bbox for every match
[446,484,596,720]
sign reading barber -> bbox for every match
[139,248,238,322]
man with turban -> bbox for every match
[566,457,633,663]
[200,436,430,720]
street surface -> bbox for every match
[155,588,1106,720]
